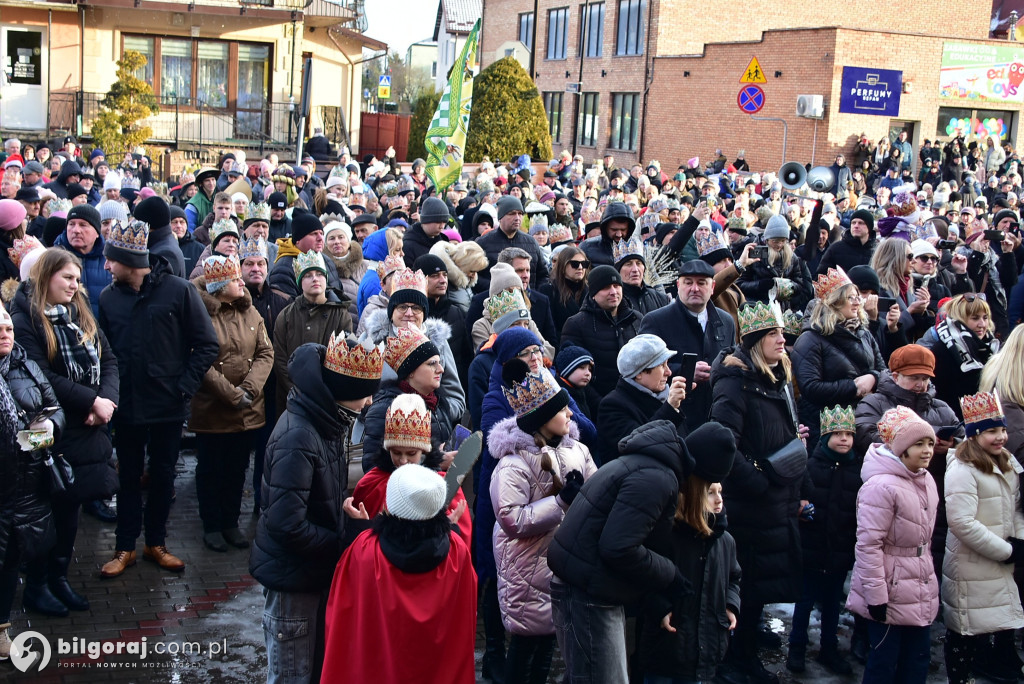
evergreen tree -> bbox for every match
[465,57,552,163]
[90,50,160,158]
[408,91,442,162]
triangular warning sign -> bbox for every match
[740,57,766,84]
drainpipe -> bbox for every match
[47,9,52,132]
[637,0,655,164]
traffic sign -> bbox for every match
[737,85,765,113]
[377,74,391,99]
[740,57,766,83]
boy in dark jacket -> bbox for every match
[788,406,862,675]
[554,345,600,423]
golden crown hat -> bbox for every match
[324,330,384,380]
[738,300,785,339]
[211,218,240,244]
[381,181,399,198]
[377,254,406,281]
[820,405,856,435]
[696,231,728,258]
[108,219,150,253]
[961,391,1006,436]
[503,370,562,419]
[877,406,921,446]
[203,254,242,286]
[238,236,268,262]
[549,224,574,243]
[814,266,853,301]
[8,235,43,268]
[383,393,433,451]
[639,211,661,233]
[486,288,528,321]
[391,268,427,295]
[46,198,72,215]
[292,249,327,281]
[246,202,271,223]
[647,197,669,214]
[384,325,432,374]
[613,236,645,264]
[783,309,804,338]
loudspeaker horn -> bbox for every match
[806,166,836,193]
[779,162,806,191]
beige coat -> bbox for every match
[942,450,1024,635]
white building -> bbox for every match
[432,0,480,91]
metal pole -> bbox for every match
[750,115,788,164]
[571,1,589,157]
[529,0,538,79]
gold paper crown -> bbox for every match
[877,406,922,447]
[108,219,150,253]
[293,249,326,281]
[377,254,406,281]
[391,268,427,295]
[211,218,240,244]
[203,254,242,285]
[960,391,1005,432]
[820,405,856,435]
[814,266,853,301]
[238,236,268,262]
[550,224,574,243]
[384,325,432,373]
[381,181,399,198]
[783,309,804,337]
[739,300,784,339]
[612,236,645,264]
[696,232,728,259]
[8,235,43,268]
[503,370,562,419]
[648,198,669,214]
[384,393,432,451]
[486,288,528,322]
[47,198,72,215]
[396,175,416,195]
[246,202,271,222]
[324,331,384,380]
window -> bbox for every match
[161,39,192,102]
[544,91,564,143]
[197,42,228,107]
[579,3,604,57]
[124,36,154,85]
[937,106,1014,142]
[546,8,569,60]
[518,12,534,50]
[578,92,598,147]
[615,0,646,56]
[610,93,639,150]
[431,61,438,78]
[446,39,456,65]
[236,44,269,135]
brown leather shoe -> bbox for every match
[100,550,137,578]
[143,545,185,572]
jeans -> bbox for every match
[196,431,255,533]
[262,588,329,684]
[113,420,183,550]
[862,622,930,684]
[551,579,628,684]
[505,634,556,684]
[789,569,846,649]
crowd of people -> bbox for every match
[2,130,1024,684]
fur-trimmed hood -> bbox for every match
[329,239,365,280]
[191,275,254,315]
[364,306,452,347]
[487,414,580,461]
[429,241,473,290]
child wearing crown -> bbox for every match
[486,358,597,684]
[941,392,1024,684]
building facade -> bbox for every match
[433,0,481,92]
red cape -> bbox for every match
[320,529,477,684]
[352,467,473,549]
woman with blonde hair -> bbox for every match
[430,240,487,315]
[870,237,931,341]
[980,324,1024,460]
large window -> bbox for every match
[197,42,228,107]
[124,36,154,84]
[937,106,1014,142]
[161,39,192,101]
[578,92,598,147]
[546,8,569,60]
[518,12,534,50]
[544,91,564,143]
[609,92,639,150]
[615,0,646,56]
[579,3,604,57]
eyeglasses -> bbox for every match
[567,260,590,269]
[516,346,544,359]
[394,304,423,313]
[845,294,863,303]
[424,360,444,370]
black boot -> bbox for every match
[786,643,806,673]
[737,655,779,684]
[480,580,505,684]
[975,633,1023,684]
[49,557,88,611]
[817,645,854,676]
[23,579,69,617]
[82,499,117,523]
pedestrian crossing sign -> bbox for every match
[740,57,766,84]
[378,74,391,99]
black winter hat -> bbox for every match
[587,265,622,293]
[267,191,287,210]
[169,205,187,223]
[290,209,322,243]
[352,213,378,229]
[684,422,736,482]
[413,253,447,275]
[847,265,880,293]
[65,204,100,233]
[993,209,1018,229]
[133,195,170,228]
[419,197,450,225]
[850,209,875,234]
[654,222,678,243]
[66,183,88,200]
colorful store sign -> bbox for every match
[939,42,1024,103]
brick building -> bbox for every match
[481,0,1024,173]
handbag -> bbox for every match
[754,384,807,485]
[44,451,75,495]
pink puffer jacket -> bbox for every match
[847,443,940,627]
[488,415,597,636]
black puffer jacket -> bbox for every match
[737,252,813,313]
[597,377,686,463]
[639,513,741,682]
[10,283,119,502]
[360,381,457,473]
[250,343,357,592]
[98,255,219,425]
[548,420,690,606]
[816,232,876,276]
[798,440,861,574]
[560,298,643,397]
[791,322,884,444]
[427,295,472,389]
[0,343,65,563]
[622,282,670,316]
[402,222,448,267]
[709,347,802,603]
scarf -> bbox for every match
[44,304,101,385]
[936,316,998,373]
[841,317,862,332]
[398,380,439,412]
[623,376,671,402]
[0,353,22,453]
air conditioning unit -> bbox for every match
[796,94,825,119]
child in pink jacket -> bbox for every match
[847,406,939,684]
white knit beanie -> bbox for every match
[385,463,446,521]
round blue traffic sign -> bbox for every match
[737,85,765,114]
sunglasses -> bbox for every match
[916,255,939,262]
[963,293,988,302]
[567,260,590,269]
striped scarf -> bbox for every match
[44,304,100,385]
